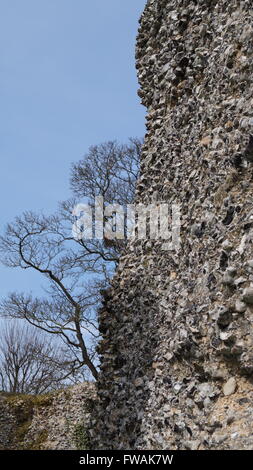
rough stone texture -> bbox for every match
[92,0,253,450]
[0,382,96,450]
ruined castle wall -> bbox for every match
[0,383,96,450]
[93,0,253,450]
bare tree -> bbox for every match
[0,211,100,380]
[70,138,142,205]
[0,138,142,381]
[67,137,142,256]
[0,321,78,394]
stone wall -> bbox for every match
[92,0,253,450]
[0,382,96,450]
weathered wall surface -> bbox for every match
[92,0,253,450]
[0,383,96,450]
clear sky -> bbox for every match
[0,0,147,296]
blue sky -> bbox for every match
[0,0,147,296]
